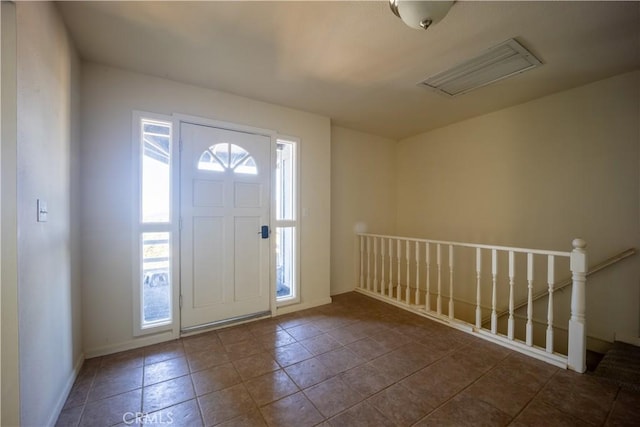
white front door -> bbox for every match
[180,122,271,329]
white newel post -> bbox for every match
[568,238,587,373]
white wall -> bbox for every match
[1,2,3,420]
[80,63,331,356]
[1,2,20,426]
[1,5,3,422]
[12,2,82,426]
[396,71,640,344]
[330,126,397,295]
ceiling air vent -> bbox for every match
[419,38,542,97]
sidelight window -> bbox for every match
[134,114,174,334]
[275,139,298,303]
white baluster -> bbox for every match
[415,242,421,305]
[448,245,454,320]
[396,240,401,301]
[359,235,364,289]
[526,253,534,346]
[366,236,372,291]
[568,239,588,373]
[437,244,442,315]
[508,251,515,340]
[373,237,378,294]
[406,240,411,304]
[388,239,393,298]
[475,248,482,329]
[381,238,386,296]
[491,249,497,334]
[425,243,431,311]
[546,255,555,353]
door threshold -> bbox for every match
[180,310,272,336]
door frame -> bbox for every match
[174,114,279,332]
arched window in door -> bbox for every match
[197,143,258,175]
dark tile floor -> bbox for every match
[56,292,638,426]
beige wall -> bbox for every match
[396,70,640,343]
[11,2,82,426]
[80,63,331,356]
[330,126,397,295]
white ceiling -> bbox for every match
[57,1,640,140]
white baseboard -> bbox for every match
[275,297,333,316]
[47,352,85,427]
[614,333,640,347]
[85,330,177,359]
[86,298,335,358]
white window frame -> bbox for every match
[132,111,179,337]
[273,136,300,307]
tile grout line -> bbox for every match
[541,371,619,426]
[183,346,207,427]
[505,366,561,426]
[601,387,623,427]
[409,346,515,426]
[309,328,458,425]
[73,361,98,427]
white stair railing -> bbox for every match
[489,247,634,322]
[356,233,588,373]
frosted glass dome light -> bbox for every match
[389,0,454,30]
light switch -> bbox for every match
[37,199,48,222]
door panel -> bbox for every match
[193,180,224,207]
[234,182,261,208]
[234,216,262,301]
[180,122,271,329]
[193,216,224,307]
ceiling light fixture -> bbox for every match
[389,0,454,30]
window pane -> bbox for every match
[142,120,171,223]
[276,227,295,300]
[143,123,170,136]
[142,232,171,326]
[198,150,225,172]
[229,144,249,168]
[276,142,295,220]
[235,156,258,175]
[212,143,230,168]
